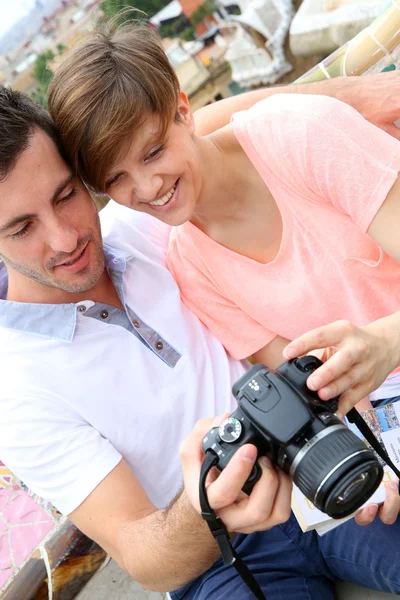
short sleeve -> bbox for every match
[0,390,122,515]
[168,239,275,359]
[101,200,172,265]
[232,94,400,232]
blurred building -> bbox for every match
[164,37,235,111]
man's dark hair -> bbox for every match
[0,86,66,182]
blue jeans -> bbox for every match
[371,394,400,408]
[170,511,400,599]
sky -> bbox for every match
[0,1,35,38]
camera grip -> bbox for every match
[242,462,262,495]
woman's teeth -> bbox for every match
[149,184,176,206]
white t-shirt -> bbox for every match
[0,202,246,514]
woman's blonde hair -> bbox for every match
[48,17,180,192]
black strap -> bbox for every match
[200,411,400,600]
[347,407,400,493]
[199,450,267,600]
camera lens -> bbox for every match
[336,472,369,504]
[289,423,383,518]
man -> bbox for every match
[0,80,400,599]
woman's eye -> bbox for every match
[145,144,165,162]
[12,223,31,239]
[105,173,122,189]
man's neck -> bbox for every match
[6,268,124,310]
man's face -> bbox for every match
[0,129,105,298]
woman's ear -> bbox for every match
[177,91,195,132]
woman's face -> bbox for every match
[104,95,204,227]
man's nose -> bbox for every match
[47,217,79,253]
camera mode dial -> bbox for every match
[219,417,242,443]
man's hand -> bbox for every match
[180,415,292,534]
[334,71,400,141]
[355,480,400,526]
[195,71,400,139]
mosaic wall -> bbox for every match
[0,461,61,592]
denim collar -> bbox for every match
[0,243,133,342]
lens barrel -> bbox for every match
[291,425,383,518]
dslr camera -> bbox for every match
[202,356,383,519]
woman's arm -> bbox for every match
[283,175,400,417]
[194,71,400,139]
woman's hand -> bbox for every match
[283,318,400,417]
[356,480,400,527]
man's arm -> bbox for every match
[194,71,400,139]
[68,432,290,592]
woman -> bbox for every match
[48,23,400,418]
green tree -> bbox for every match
[32,49,55,91]
[158,14,195,41]
[191,0,216,26]
[56,42,66,55]
[100,0,167,20]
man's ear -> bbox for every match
[177,91,195,133]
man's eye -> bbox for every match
[59,187,78,202]
[12,223,31,239]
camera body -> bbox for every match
[202,356,383,518]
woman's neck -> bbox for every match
[190,126,283,265]
[191,127,256,231]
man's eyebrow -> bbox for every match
[50,173,75,204]
[0,213,37,234]
[0,174,75,234]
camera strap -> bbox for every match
[200,450,267,600]
[200,410,400,600]
[347,408,400,490]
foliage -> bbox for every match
[30,44,63,108]
[179,26,196,41]
[56,43,66,55]
[32,49,55,92]
[100,0,167,21]
[158,14,195,41]
[191,0,216,26]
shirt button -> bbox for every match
[155,341,164,350]
[133,320,140,328]
[78,305,86,313]
[113,258,119,264]
[100,310,109,319]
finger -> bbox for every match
[237,469,293,534]
[378,482,400,525]
[307,350,361,394]
[211,412,231,428]
[355,503,379,526]
[180,414,230,467]
[283,321,353,360]
[337,384,370,417]
[206,444,258,511]
[217,457,279,531]
[383,123,400,141]
[312,363,366,400]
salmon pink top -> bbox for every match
[167,95,400,361]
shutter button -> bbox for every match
[101,310,109,319]
[155,341,164,350]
